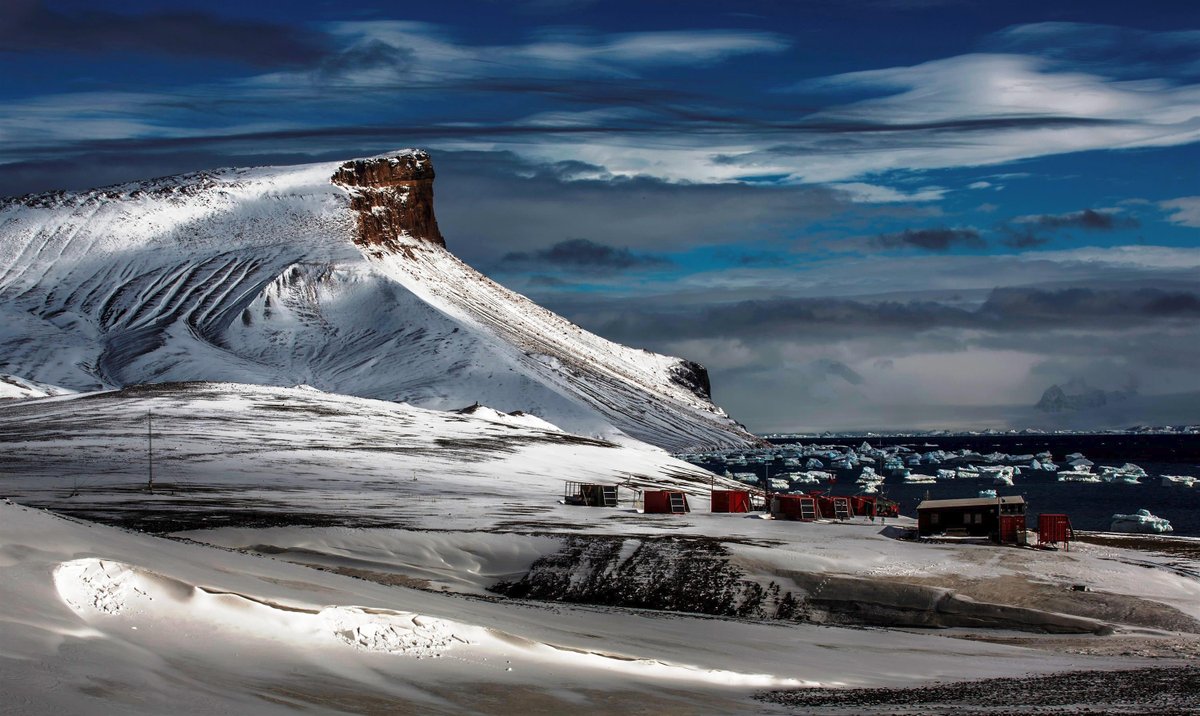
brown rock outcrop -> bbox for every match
[331,151,445,250]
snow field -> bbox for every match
[1,499,1101,715]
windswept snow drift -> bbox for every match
[0,151,754,450]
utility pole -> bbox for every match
[147,410,154,493]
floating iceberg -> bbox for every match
[1110,509,1173,534]
[1058,469,1101,483]
[1161,475,1197,488]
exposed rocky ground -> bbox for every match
[759,665,1200,714]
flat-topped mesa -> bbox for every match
[331,151,445,251]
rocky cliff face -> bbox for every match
[332,151,444,251]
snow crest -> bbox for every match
[321,607,471,657]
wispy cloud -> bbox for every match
[311,22,790,85]
[1160,196,1200,227]
[987,22,1200,79]
[1,18,1199,207]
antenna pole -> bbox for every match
[147,410,154,493]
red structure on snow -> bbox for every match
[710,490,751,513]
[998,514,1028,545]
[643,490,689,514]
[770,494,818,520]
[1037,514,1073,551]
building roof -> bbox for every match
[916,495,1026,510]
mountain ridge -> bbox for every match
[0,150,756,450]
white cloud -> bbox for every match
[829,182,946,203]
[1159,196,1200,228]
[1,20,1198,205]
[316,22,789,84]
[1021,245,1200,270]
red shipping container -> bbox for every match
[999,514,1026,544]
[1038,514,1073,550]
[711,490,751,513]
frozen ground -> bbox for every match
[0,381,732,531]
[3,382,1199,713]
[1,499,1136,715]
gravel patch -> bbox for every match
[757,665,1200,715]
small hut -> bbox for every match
[771,494,818,521]
[710,489,751,513]
[643,490,689,514]
[916,495,1026,538]
[563,482,618,507]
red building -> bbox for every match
[710,490,751,513]
[770,494,818,520]
[917,496,1026,538]
[643,490,689,514]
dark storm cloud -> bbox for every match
[874,227,983,251]
[316,41,415,81]
[552,287,1200,345]
[979,287,1200,325]
[815,359,865,385]
[502,239,670,272]
[1028,209,1138,231]
[999,225,1050,249]
[712,248,790,267]
[0,1,330,67]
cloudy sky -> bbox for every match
[2,0,1199,432]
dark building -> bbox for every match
[916,495,1026,538]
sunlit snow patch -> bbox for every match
[52,557,806,686]
[321,606,475,658]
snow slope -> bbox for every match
[0,500,1115,715]
[0,151,754,450]
[0,381,739,530]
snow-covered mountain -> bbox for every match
[0,150,755,450]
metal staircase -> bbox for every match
[668,492,688,513]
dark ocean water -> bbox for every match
[732,434,1200,536]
